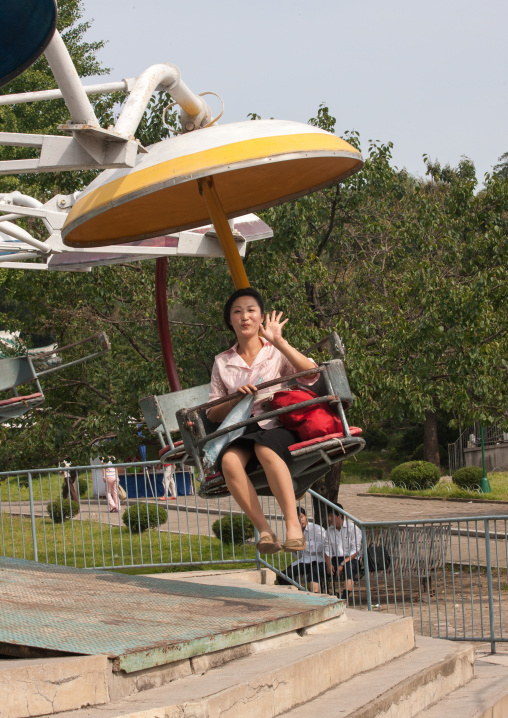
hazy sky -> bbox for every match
[82,0,506,182]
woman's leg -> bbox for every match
[107,478,118,510]
[253,444,303,542]
[221,445,275,536]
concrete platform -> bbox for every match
[19,610,415,718]
[0,558,341,672]
[2,565,503,718]
[419,657,508,718]
[286,635,474,717]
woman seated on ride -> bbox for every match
[206,288,318,555]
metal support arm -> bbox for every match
[44,31,100,127]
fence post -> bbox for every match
[27,472,38,563]
[361,525,372,611]
[254,527,261,570]
[483,518,496,654]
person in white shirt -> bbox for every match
[277,508,327,592]
[324,504,362,599]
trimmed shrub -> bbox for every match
[212,515,255,545]
[122,504,168,533]
[452,466,484,491]
[47,499,80,523]
[390,461,440,490]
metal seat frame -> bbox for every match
[139,333,365,500]
[0,332,110,421]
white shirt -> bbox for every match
[291,521,328,566]
[325,519,363,559]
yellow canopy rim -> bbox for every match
[62,121,363,248]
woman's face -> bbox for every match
[229,295,264,340]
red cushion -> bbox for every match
[204,472,222,481]
[0,392,43,407]
[289,427,362,452]
[158,440,183,458]
[270,388,343,441]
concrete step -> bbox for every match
[418,655,508,718]
[35,611,415,718]
[285,635,474,718]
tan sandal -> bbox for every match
[281,536,307,552]
[256,532,281,555]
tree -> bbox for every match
[2,84,507,489]
[262,136,508,471]
[493,152,508,181]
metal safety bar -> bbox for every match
[2,459,506,653]
[0,461,256,572]
[257,489,508,654]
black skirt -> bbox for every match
[218,422,298,474]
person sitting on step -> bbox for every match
[276,508,327,592]
[324,505,362,600]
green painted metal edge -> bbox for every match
[114,601,342,672]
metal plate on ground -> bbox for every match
[0,558,341,672]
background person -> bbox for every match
[206,288,318,554]
[62,468,79,502]
[325,504,362,600]
[162,462,177,499]
[277,508,327,592]
[102,457,120,513]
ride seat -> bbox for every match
[0,392,43,407]
[288,427,363,453]
[0,357,45,421]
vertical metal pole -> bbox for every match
[361,526,372,611]
[254,527,261,570]
[480,426,492,493]
[484,519,496,654]
[44,31,100,126]
[155,258,182,392]
[198,176,250,289]
[27,472,38,563]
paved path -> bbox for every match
[4,484,508,532]
[337,483,508,523]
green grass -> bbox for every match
[368,471,508,501]
[0,513,257,570]
[0,472,91,504]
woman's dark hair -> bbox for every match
[223,288,265,332]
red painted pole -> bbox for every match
[155,257,182,392]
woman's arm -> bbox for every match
[262,311,318,377]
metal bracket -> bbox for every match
[0,131,144,174]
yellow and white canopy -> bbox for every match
[62,119,363,248]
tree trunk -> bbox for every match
[423,410,441,469]
[311,463,342,526]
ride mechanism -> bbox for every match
[0,0,366,498]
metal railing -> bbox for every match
[448,421,508,473]
[258,489,508,653]
[0,460,256,571]
[1,461,507,652]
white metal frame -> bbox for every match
[0,28,259,271]
[0,30,212,176]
